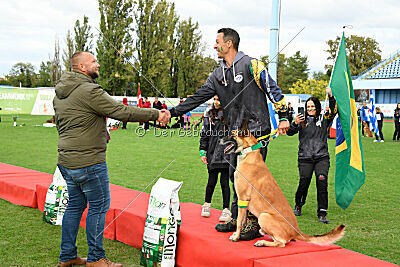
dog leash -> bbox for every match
[256,129,279,142]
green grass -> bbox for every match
[0,114,399,265]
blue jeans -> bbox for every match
[58,162,111,263]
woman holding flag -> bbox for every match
[287,87,336,224]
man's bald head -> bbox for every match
[71,52,100,79]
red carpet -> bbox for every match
[0,162,396,267]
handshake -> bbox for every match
[157,109,171,126]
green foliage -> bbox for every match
[36,61,52,87]
[74,15,94,53]
[0,78,12,86]
[134,0,178,97]
[50,39,62,86]
[284,51,309,91]
[175,18,207,97]
[325,35,382,76]
[62,30,75,72]
[289,78,328,100]
[97,0,134,96]
[312,70,330,81]
[8,62,37,87]
[0,115,399,265]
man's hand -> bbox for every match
[201,156,208,165]
[157,109,171,126]
[278,119,290,135]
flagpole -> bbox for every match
[328,29,346,88]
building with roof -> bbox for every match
[353,50,400,117]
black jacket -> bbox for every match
[287,97,336,160]
[169,51,287,136]
[200,110,230,170]
[394,108,400,125]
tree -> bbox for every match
[8,63,37,87]
[312,71,329,82]
[36,61,52,87]
[325,34,381,76]
[175,18,207,97]
[97,0,134,95]
[74,15,93,52]
[63,30,75,71]
[289,79,328,100]
[50,38,62,86]
[284,51,309,91]
[134,0,178,97]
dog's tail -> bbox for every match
[296,224,345,245]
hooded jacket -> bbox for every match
[170,51,287,136]
[199,110,230,170]
[53,71,159,169]
[287,96,336,160]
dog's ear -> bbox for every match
[239,120,250,137]
[240,119,248,131]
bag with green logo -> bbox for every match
[140,178,182,267]
[43,167,68,225]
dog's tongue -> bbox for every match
[224,143,234,154]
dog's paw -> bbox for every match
[229,232,240,242]
[254,240,265,247]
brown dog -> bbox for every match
[222,123,345,247]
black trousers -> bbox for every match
[230,145,268,219]
[205,168,230,209]
[295,157,329,216]
[393,121,400,141]
[122,121,127,129]
[375,122,384,141]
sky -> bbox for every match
[1,0,400,78]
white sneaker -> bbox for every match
[373,140,379,142]
[381,140,384,143]
[201,202,211,217]
[219,208,232,222]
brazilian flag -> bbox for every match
[329,32,365,210]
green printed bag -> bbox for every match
[140,178,182,267]
[43,167,68,225]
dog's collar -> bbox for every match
[239,142,263,156]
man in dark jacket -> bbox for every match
[53,51,170,267]
[169,28,289,241]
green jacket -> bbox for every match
[53,71,159,169]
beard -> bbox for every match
[88,70,99,79]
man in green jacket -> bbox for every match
[54,51,170,267]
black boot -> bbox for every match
[239,217,262,241]
[215,218,237,232]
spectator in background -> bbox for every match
[393,103,400,142]
[178,97,184,128]
[153,97,163,128]
[162,101,167,110]
[361,101,370,137]
[143,97,152,131]
[183,111,192,130]
[286,102,295,123]
[121,98,129,130]
[199,95,231,222]
[374,107,384,142]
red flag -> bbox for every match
[137,83,143,108]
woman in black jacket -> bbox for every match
[374,107,384,142]
[199,95,231,222]
[287,88,336,224]
[393,103,400,141]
